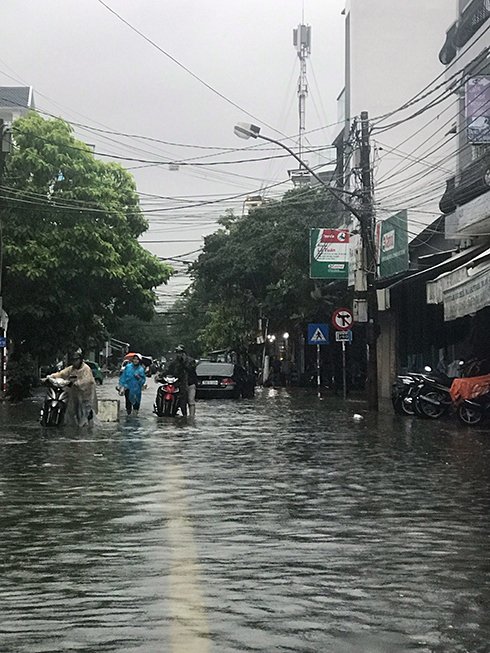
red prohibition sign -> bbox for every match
[332,307,354,331]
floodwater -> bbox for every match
[0,381,489,653]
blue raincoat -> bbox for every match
[119,362,146,406]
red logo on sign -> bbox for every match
[321,229,350,244]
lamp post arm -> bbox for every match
[255,132,362,221]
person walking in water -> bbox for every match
[165,344,197,417]
[119,354,146,415]
[48,349,98,426]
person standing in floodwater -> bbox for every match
[118,354,146,416]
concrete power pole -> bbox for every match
[0,119,8,393]
[358,111,379,411]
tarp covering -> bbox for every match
[450,374,490,405]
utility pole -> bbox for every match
[357,111,379,410]
[0,119,12,395]
[0,120,7,393]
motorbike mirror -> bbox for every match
[424,365,432,372]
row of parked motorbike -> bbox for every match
[392,362,490,426]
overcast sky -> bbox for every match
[2,0,346,304]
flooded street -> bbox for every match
[1,382,489,653]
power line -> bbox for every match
[12,125,297,167]
[372,25,490,128]
[374,84,490,193]
[96,0,288,139]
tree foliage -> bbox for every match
[2,113,171,360]
[177,187,349,352]
[111,313,171,358]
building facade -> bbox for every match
[377,0,490,398]
[337,0,457,225]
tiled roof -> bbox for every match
[0,86,32,109]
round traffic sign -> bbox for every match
[332,307,354,331]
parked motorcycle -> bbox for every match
[40,377,71,426]
[458,392,490,426]
[153,375,186,417]
[413,369,454,419]
[457,391,490,426]
[391,373,425,415]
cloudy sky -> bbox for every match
[2,0,346,304]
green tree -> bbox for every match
[2,113,171,361]
[111,313,171,358]
[183,186,349,351]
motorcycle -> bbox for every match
[40,377,71,426]
[457,391,490,426]
[413,367,454,419]
[153,375,187,417]
[391,372,425,416]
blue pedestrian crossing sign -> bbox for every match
[307,323,329,345]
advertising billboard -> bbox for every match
[309,228,349,280]
[466,76,490,144]
[377,210,409,279]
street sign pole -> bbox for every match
[307,323,329,398]
[332,310,353,402]
[342,341,347,400]
[316,344,321,397]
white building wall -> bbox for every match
[344,0,458,233]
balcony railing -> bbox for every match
[439,0,490,65]
[439,150,490,213]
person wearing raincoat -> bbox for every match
[48,350,98,427]
[119,354,146,415]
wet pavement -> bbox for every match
[0,380,489,653]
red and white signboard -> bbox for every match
[310,229,350,280]
[332,307,354,331]
[319,229,349,244]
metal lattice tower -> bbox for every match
[293,23,311,168]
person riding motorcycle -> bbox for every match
[48,349,98,426]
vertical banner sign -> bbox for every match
[309,228,350,279]
[377,210,409,279]
[466,76,490,144]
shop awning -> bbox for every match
[426,249,488,304]
[427,246,490,314]
[442,259,490,321]
[378,245,486,312]
[385,245,484,290]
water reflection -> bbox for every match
[0,385,489,652]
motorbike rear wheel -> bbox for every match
[458,403,483,426]
[42,406,58,426]
[416,390,448,419]
[392,394,405,415]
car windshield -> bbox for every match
[196,362,234,376]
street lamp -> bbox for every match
[282,332,289,357]
[234,120,379,410]
[234,123,358,213]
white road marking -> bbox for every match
[166,464,210,653]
